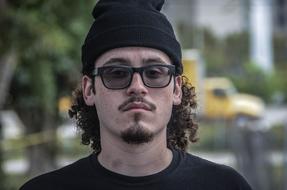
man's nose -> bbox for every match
[126,73,148,95]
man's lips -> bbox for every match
[121,102,152,112]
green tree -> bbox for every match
[1,0,95,178]
[0,0,17,187]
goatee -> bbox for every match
[121,113,153,144]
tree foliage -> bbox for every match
[4,0,95,105]
[177,23,287,103]
[0,0,96,179]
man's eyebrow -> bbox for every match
[103,58,131,66]
[143,57,169,65]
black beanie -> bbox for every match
[81,0,182,75]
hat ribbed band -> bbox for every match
[82,26,182,75]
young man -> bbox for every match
[20,0,253,189]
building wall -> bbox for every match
[164,0,287,37]
[164,0,246,38]
[193,0,246,37]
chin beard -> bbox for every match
[120,113,153,144]
[121,124,154,145]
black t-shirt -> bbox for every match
[19,149,252,190]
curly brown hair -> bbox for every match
[68,76,198,153]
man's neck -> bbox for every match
[97,133,173,177]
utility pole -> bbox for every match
[250,0,273,73]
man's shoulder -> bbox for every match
[19,155,93,190]
[175,150,252,189]
[180,151,237,173]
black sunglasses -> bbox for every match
[92,64,176,90]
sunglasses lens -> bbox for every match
[102,67,131,89]
[143,65,172,88]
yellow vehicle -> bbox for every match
[182,49,265,122]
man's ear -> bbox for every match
[173,76,182,105]
[82,75,95,106]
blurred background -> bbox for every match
[0,0,287,189]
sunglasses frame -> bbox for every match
[92,64,176,90]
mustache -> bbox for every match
[118,95,156,111]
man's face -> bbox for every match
[82,47,182,145]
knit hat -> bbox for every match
[81,0,182,75]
